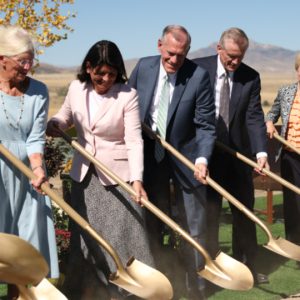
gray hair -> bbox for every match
[219,27,249,51]
[295,53,300,70]
[0,25,34,56]
[161,25,191,52]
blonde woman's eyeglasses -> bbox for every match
[5,56,37,68]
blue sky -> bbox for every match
[40,0,300,66]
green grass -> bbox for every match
[208,193,300,300]
[0,285,7,298]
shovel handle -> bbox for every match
[0,143,125,272]
[57,128,212,262]
[273,133,300,156]
[141,123,273,240]
[216,141,300,195]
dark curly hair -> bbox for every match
[77,40,127,83]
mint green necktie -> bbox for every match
[217,72,230,143]
[155,75,170,162]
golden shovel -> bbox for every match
[17,279,67,300]
[273,132,300,156]
[0,233,66,300]
[58,129,254,291]
[215,141,300,261]
[0,143,173,300]
[0,233,48,286]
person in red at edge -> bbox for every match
[266,53,300,246]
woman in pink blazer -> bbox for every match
[47,40,154,300]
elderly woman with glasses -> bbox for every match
[0,25,59,298]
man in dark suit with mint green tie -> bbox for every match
[193,27,269,285]
[128,25,215,299]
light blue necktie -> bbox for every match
[155,75,170,162]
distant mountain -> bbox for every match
[124,58,139,77]
[37,40,299,75]
[35,63,77,74]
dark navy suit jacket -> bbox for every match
[193,55,267,156]
[128,55,216,188]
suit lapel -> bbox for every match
[167,79,186,126]
[166,61,189,126]
[141,58,160,122]
[81,83,91,129]
[207,56,241,125]
[208,56,218,87]
[229,77,243,124]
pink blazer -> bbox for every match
[51,80,144,186]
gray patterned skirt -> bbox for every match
[68,164,154,284]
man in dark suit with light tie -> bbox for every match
[193,27,269,285]
[128,25,215,299]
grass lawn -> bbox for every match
[1,193,299,300]
[0,285,6,299]
[207,193,300,300]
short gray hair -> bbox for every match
[0,25,34,56]
[219,27,249,51]
[161,25,191,52]
[295,53,300,70]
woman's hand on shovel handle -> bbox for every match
[31,166,48,194]
[131,180,148,205]
[266,120,277,139]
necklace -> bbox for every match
[0,92,25,130]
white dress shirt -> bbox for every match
[215,55,233,118]
[149,62,176,132]
[215,55,267,159]
[149,61,208,165]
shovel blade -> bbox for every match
[110,257,173,299]
[17,278,67,300]
[0,233,49,286]
[264,237,300,261]
[199,251,254,291]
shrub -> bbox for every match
[45,136,73,265]
[52,205,70,265]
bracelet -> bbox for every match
[32,165,43,171]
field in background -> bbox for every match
[33,72,297,119]
[33,73,75,118]
[260,72,295,113]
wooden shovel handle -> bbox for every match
[273,133,300,156]
[0,143,125,271]
[57,128,213,262]
[141,123,272,239]
[216,141,300,195]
